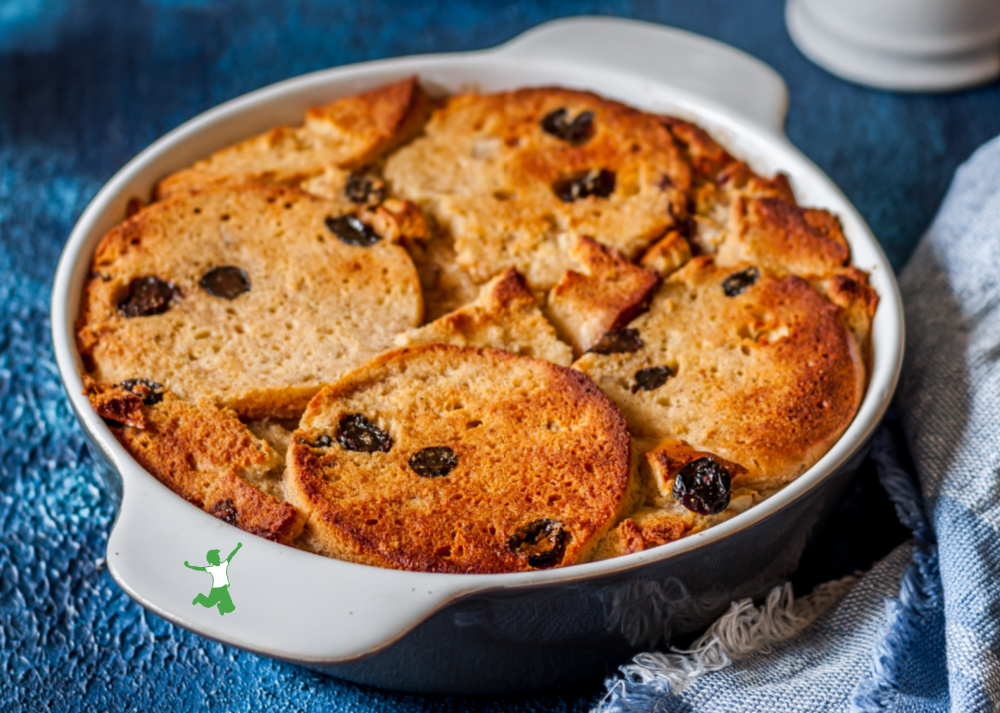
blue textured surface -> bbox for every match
[2,1,999,711]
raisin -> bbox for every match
[553,169,616,202]
[675,216,697,240]
[116,378,164,405]
[540,108,595,145]
[722,267,760,297]
[116,276,178,317]
[336,414,392,453]
[632,366,674,393]
[344,173,385,205]
[199,266,250,300]
[210,499,239,526]
[297,434,333,449]
[325,215,382,247]
[508,519,567,568]
[673,457,732,515]
[409,446,458,478]
[589,329,644,354]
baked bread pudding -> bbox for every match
[78,77,877,572]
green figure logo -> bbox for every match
[184,542,242,616]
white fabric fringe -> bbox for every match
[599,575,858,706]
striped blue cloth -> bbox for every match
[599,135,1000,713]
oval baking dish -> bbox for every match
[51,17,904,694]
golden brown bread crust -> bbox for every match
[659,116,735,184]
[395,267,574,365]
[639,230,692,277]
[86,380,304,544]
[76,184,423,419]
[574,257,866,488]
[155,76,432,201]
[79,81,879,562]
[592,439,759,559]
[303,75,433,168]
[545,236,660,357]
[658,115,875,366]
[384,87,692,291]
[720,196,851,276]
[285,344,636,573]
[808,266,879,363]
[662,114,857,278]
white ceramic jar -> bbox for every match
[787,0,1000,91]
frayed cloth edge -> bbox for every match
[849,423,940,711]
[848,543,940,712]
[595,575,858,713]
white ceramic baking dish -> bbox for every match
[51,17,904,694]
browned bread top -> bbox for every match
[285,344,636,573]
[639,230,692,278]
[545,235,660,357]
[808,266,880,361]
[590,438,760,560]
[720,196,852,277]
[395,267,574,366]
[660,116,863,289]
[85,379,304,544]
[77,184,423,419]
[573,257,866,488]
[384,87,692,291]
[155,76,432,201]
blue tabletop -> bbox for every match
[2,1,999,711]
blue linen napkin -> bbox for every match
[598,134,1000,713]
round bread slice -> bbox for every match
[384,87,692,291]
[285,344,636,573]
[573,257,866,488]
[154,77,432,201]
[77,184,423,419]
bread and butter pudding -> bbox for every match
[77,77,877,573]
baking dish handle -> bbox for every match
[496,16,789,137]
[106,462,472,663]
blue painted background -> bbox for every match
[1,1,998,711]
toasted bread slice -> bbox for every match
[574,257,866,487]
[155,77,432,201]
[808,266,879,363]
[660,117,874,358]
[385,87,692,291]
[659,115,794,254]
[395,267,573,365]
[77,184,423,419]
[720,196,852,277]
[591,439,759,560]
[639,230,692,277]
[545,236,659,357]
[285,344,636,573]
[85,380,304,544]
